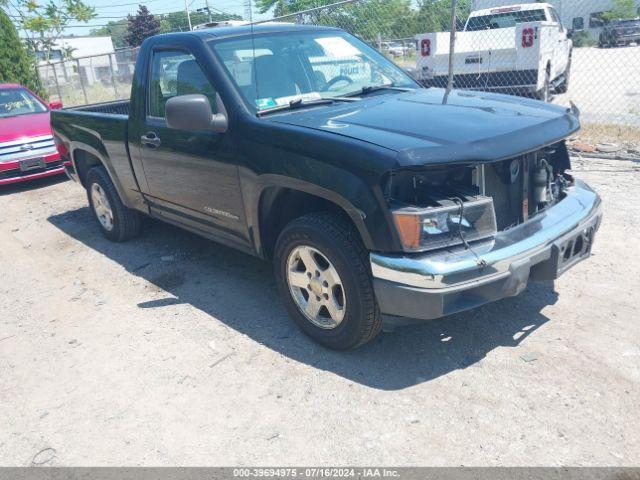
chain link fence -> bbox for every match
[37,0,640,136]
[261,0,640,131]
[37,47,138,106]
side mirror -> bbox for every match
[566,29,573,38]
[49,100,63,110]
[165,93,228,133]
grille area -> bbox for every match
[483,156,531,231]
[0,135,57,163]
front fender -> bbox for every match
[240,170,400,258]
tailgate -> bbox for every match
[416,24,544,79]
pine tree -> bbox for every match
[0,9,44,96]
[125,5,161,47]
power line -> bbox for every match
[90,0,167,7]
[8,6,216,21]
[96,2,190,13]
[92,5,206,14]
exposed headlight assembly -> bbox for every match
[392,197,497,252]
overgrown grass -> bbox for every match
[48,81,130,106]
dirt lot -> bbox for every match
[554,45,640,126]
[1,157,639,466]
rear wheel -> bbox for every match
[274,212,381,350]
[555,55,571,94]
[86,166,141,242]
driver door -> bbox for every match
[137,47,248,246]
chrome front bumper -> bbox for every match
[370,179,602,321]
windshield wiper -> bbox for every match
[257,96,358,116]
[344,84,412,98]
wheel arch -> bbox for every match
[70,144,137,210]
[255,180,374,260]
[73,147,104,188]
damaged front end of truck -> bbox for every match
[384,141,574,254]
[372,137,602,324]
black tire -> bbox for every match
[86,166,141,242]
[274,212,381,350]
[535,66,551,102]
[555,55,571,94]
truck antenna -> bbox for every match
[248,0,261,110]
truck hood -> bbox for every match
[0,112,52,143]
[268,88,580,167]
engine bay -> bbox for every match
[385,141,574,232]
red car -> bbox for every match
[0,84,67,185]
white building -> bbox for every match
[471,0,640,36]
[37,36,116,87]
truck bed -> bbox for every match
[67,99,130,116]
[51,99,142,208]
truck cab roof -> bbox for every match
[469,2,553,18]
[184,23,338,41]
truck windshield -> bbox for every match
[209,30,416,112]
[0,88,47,118]
[465,9,547,31]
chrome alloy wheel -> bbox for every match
[91,183,114,231]
[286,245,346,329]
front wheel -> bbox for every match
[274,212,381,350]
[86,166,141,242]
[535,67,551,102]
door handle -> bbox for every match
[141,132,161,148]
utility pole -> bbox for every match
[201,0,213,22]
[197,5,213,22]
[184,0,193,30]
[207,0,213,21]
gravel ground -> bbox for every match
[0,157,639,466]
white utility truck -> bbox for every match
[415,3,572,100]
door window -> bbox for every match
[589,12,607,28]
[148,50,217,118]
[572,17,584,31]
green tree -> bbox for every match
[4,0,96,64]
[125,5,160,47]
[255,0,309,16]
[157,10,241,33]
[415,0,471,33]
[348,0,417,39]
[159,10,207,33]
[602,0,637,22]
[91,19,128,48]
[255,0,418,41]
[0,8,43,95]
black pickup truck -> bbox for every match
[52,23,602,349]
